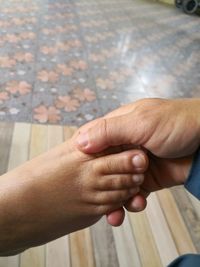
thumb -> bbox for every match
[76,113,142,153]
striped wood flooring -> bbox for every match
[0,122,199,267]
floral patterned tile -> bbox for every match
[0,90,32,122]
[0,0,199,126]
[32,86,100,126]
[97,91,150,116]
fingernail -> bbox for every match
[76,132,89,148]
[132,154,145,168]
[132,174,144,184]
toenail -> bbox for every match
[132,154,145,169]
[76,132,89,148]
[132,174,144,184]
[131,199,143,211]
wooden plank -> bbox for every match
[0,122,19,267]
[20,247,45,267]
[187,191,200,220]
[45,125,71,267]
[65,124,105,267]
[70,228,95,267]
[91,217,119,267]
[171,186,200,252]
[29,124,48,159]
[112,212,141,267]
[128,211,162,267]
[0,122,14,175]
[46,238,70,267]
[47,125,63,148]
[0,257,19,267]
[20,124,48,267]
[157,189,196,254]
[7,123,31,170]
[63,126,77,141]
[146,193,179,266]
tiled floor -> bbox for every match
[0,0,199,126]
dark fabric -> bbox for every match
[168,149,200,267]
[168,254,200,267]
[184,148,200,200]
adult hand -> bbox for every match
[75,98,200,225]
[76,98,200,158]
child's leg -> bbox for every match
[0,138,148,255]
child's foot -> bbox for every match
[0,137,148,254]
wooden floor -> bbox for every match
[0,122,200,267]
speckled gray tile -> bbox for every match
[0,0,199,125]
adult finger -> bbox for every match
[76,113,143,153]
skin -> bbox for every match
[0,134,148,255]
[76,98,200,225]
